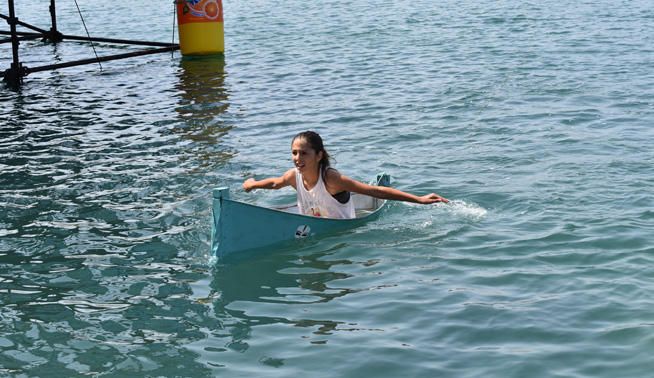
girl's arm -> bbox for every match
[243,169,296,192]
[326,170,448,204]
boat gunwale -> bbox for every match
[219,195,387,223]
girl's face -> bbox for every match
[291,137,323,175]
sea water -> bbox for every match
[1,0,653,376]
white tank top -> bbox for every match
[295,168,355,219]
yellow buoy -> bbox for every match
[176,0,224,56]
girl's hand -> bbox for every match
[243,178,256,192]
[419,193,449,204]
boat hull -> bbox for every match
[211,174,390,258]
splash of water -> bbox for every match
[441,200,487,221]
[398,199,487,230]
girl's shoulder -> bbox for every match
[323,167,347,191]
[324,167,342,180]
[283,168,297,188]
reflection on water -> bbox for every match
[204,243,358,353]
[174,55,232,144]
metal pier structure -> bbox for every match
[1,0,179,88]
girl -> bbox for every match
[242,131,449,219]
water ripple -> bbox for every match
[2,0,654,376]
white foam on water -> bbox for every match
[390,200,488,236]
[438,200,488,222]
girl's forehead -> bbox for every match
[291,138,311,149]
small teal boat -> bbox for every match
[211,174,391,258]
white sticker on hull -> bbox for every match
[295,225,311,239]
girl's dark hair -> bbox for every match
[292,131,331,173]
